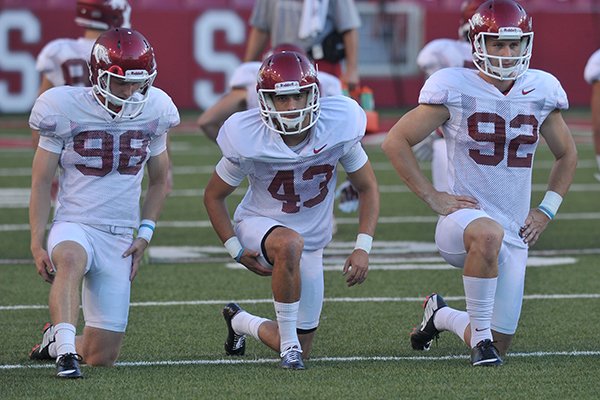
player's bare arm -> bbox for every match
[382,104,479,215]
[29,146,60,283]
[344,161,379,286]
[197,88,247,142]
[203,173,269,276]
[520,110,578,246]
[123,150,170,280]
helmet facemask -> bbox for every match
[258,80,320,135]
[471,27,533,80]
[93,65,156,119]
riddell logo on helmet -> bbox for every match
[125,70,148,80]
[498,27,523,39]
[275,81,300,94]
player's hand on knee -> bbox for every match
[239,250,272,276]
[428,192,480,215]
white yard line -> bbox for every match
[2,293,599,311]
[2,349,599,370]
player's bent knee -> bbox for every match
[268,228,304,261]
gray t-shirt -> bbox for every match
[249,0,361,51]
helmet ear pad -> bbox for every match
[89,28,157,119]
[256,52,321,135]
[468,0,533,80]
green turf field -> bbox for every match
[1,110,599,399]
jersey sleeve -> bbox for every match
[339,142,368,173]
[544,73,569,111]
[215,157,245,187]
[584,49,600,84]
[417,39,461,77]
[148,134,167,156]
[418,70,450,105]
[38,135,64,154]
[229,63,260,89]
[151,88,180,139]
[35,40,59,74]
[29,88,72,139]
[318,72,343,97]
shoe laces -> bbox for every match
[57,353,83,364]
[280,346,302,360]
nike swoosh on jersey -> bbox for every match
[522,88,536,95]
[313,144,327,154]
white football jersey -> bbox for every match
[228,62,342,109]
[420,68,568,248]
[29,86,180,228]
[36,37,96,87]
[417,38,473,77]
[584,49,600,84]
[216,95,367,250]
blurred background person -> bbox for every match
[243,0,360,90]
[584,48,600,182]
[412,0,486,193]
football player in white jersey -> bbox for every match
[382,0,577,366]
[584,48,600,181]
[414,0,486,193]
[203,51,379,369]
[28,28,179,378]
[33,0,132,201]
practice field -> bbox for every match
[1,110,599,399]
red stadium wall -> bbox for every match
[1,0,598,114]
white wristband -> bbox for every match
[137,219,156,243]
[224,236,244,262]
[537,191,563,220]
[354,233,373,254]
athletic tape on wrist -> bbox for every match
[537,191,562,220]
[137,219,156,243]
[224,236,244,262]
[354,233,373,254]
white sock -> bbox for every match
[434,306,470,344]
[274,300,300,354]
[48,342,58,358]
[596,154,600,171]
[463,275,497,348]
[231,311,269,342]
[54,322,77,357]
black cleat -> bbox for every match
[56,353,83,378]
[471,339,503,366]
[280,347,305,370]
[222,303,246,356]
[29,322,55,361]
[410,293,448,351]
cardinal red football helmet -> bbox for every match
[76,0,131,30]
[89,28,157,118]
[468,0,533,80]
[257,51,320,135]
[458,0,487,41]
